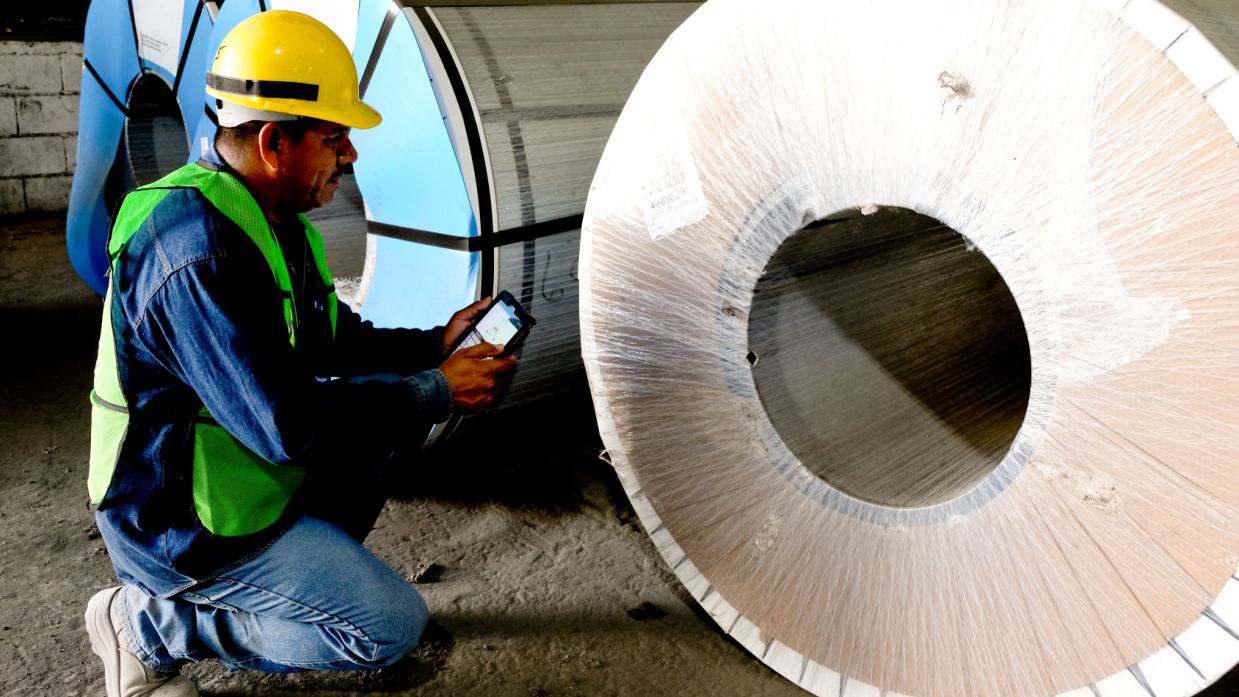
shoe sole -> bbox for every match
[85,586,124,697]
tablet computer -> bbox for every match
[447,290,536,358]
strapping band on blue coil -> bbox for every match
[367,214,585,253]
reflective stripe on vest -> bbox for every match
[87,163,338,537]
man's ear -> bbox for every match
[255,122,285,173]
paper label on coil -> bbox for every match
[133,0,184,76]
[640,130,709,241]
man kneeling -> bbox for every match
[82,11,514,695]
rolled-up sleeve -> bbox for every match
[404,369,453,424]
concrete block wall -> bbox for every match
[0,41,83,216]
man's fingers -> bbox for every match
[456,341,504,359]
[487,357,517,374]
[442,297,492,354]
[442,337,517,414]
[457,296,491,320]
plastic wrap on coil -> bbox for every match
[351,3,698,409]
[580,0,1239,696]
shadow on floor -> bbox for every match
[392,388,623,521]
[181,621,455,696]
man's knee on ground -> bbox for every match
[346,583,428,669]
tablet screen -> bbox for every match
[454,297,523,353]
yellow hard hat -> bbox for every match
[206,10,381,129]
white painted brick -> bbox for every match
[60,54,82,93]
[0,179,23,215]
[25,175,72,212]
[17,95,78,134]
[65,134,77,173]
[0,41,83,56]
[0,136,66,177]
[0,55,63,94]
[0,97,14,136]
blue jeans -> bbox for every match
[119,374,431,673]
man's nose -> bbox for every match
[337,136,358,166]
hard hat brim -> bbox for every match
[208,89,383,130]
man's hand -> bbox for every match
[441,297,491,355]
[439,342,517,413]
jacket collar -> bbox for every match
[195,134,230,173]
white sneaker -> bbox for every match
[85,587,199,697]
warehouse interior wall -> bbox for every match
[0,40,82,215]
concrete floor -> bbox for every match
[4,212,1239,697]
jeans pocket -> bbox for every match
[178,590,241,613]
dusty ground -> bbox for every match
[5,213,1239,697]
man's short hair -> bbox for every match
[215,117,321,152]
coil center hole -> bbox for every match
[104,73,189,216]
[748,207,1032,508]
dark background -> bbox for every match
[1,3,90,41]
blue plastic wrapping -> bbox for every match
[68,0,214,294]
[348,4,478,330]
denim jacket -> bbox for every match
[95,153,451,597]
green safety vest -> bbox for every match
[87,162,338,537]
